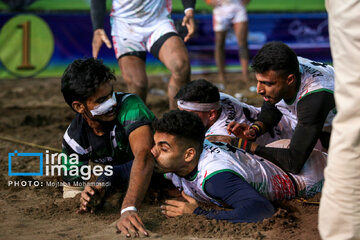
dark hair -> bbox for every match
[251,42,300,80]
[174,79,220,103]
[61,58,116,108]
[153,110,205,151]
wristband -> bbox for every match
[184,8,194,15]
[121,206,137,215]
[250,123,262,137]
[237,138,253,153]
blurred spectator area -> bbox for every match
[0,0,326,12]
[0,0,329,78]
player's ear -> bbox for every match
[287,74,296,86]
[184,147,196,163]
[72,101,85,114]
[208,109,218,122]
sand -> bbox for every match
[0,73,321,239]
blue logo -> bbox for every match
[8,150,43,176]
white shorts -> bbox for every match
[213,2,248,32]
[110,16,177,59]
[266,139,327,198]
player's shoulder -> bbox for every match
[220,92,237,102]
[220,92,253,109]
[219,92,242,111]
[65,113,85,139]
[63,114,90,154]
[116,92,137,104]
[220,92,259,121]
[115,92,155,132]
[298,56,334,74]
[202,141,232,163]
[200,143,237,178]
[116,92,147,111]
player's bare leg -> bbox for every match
[158,36,190,109]
[215,31,227,84]
[118,56,148,103]
[234,21,250,83]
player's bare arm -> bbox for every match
[206,135,233,144]
[90,0,112,58]
[181,0,196,42]
[92,29,112,58]
[182,9,195,42]
[116,125,154,237]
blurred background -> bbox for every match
[0,0,330,79]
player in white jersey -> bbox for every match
[90,0,196,109]
[175,79,295,146]
[275,56,335,133]
[206,0,251,83]
[227,42,335,174]
[151,110,325,223]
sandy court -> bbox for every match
[0,72,321,239]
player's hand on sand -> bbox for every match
[161,191,198,217]
[78,185,104,213]
[182,9,195,42]
[92,29,112,59]
[227,121,257,140]
[116,211,149,238]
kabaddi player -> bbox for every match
[152,110,326,222]
[61,58,155,237]
[228,42,335,174]
[175,79,295,146]
[90,0,196,109]
[207,0,251,83]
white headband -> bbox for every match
[177,100,221,112]
[90,92,117,116]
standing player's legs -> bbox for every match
[233,21,249,82]
[111,17,149,103]
[319,0,360,239]
[214,31,227,83]
[212,6,230,84]
[157,36,191,109]
[118,55,148,102]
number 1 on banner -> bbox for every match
[17,20,35,70]
[0,14,54,77]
